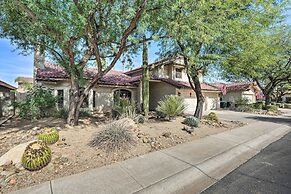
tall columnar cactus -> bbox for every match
[22,141,52,171]
[38,128,59,144]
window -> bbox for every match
[93,91,96,108]
[176,68,182,78]
[57,90,64,108]
[113,89,132,104]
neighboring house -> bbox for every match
[282,94,291,103]
[15,77,33,93]
[35,56,220,114]
[210,82,262,107]
[0,80,16,117]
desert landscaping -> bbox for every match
[0,112,244,193]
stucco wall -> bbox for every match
[149,81,176,110]
[38,80,138,113]
[221,89,256,104]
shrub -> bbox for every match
[16,86,57,120]
[54,108,69,119]
[205,112,219,123]
[253,102,264,110]
[236,104,253,112]
[266,105,279,112]
[183,116,199,128]
[235,97,250,106]
[285,103,291,109]
[22,141,52,171]
[89,121,135,152]
[156,95,185,120]
[79,109,91,117]
[113,98,136,119]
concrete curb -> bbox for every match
[134,125,291,194]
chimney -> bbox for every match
[33,46,45,84]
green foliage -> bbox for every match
[183,116,200,128]
[113,98,136,119]
[79,110,91,117]
[22,141,52,171]
[235,98,250,106]
[38,128,59,144]
[205,112,219,123]
[156,95,185,120]
[16,86,57,120]
[54,108,69,119]
[253,102,264,110]
[284,103,291,109]
[89,121,135,152]
[265,105,279,113]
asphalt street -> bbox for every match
[202,131,291,194]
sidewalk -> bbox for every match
[11,120,291,194]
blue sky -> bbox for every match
[0,9,290,86]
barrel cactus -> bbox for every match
[22,141,52,171]
[206,112,219,123]
[38,128,59,144]
[183,116,200,128]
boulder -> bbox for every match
[0,141,34,166]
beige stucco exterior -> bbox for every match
[221,88,257,104]
[148,81,220,112]
[38,80,138,113]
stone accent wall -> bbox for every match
[0,92,15,117]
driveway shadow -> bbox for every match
[245,116,291,126]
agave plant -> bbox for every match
[156,95,186,120]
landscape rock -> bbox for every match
[0,170,15,177]
[162,132,171,138]
[0,141,34,166]
[115,118,137,131]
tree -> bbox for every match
[157,0,283,118]
[0,0,150,125]
[272,83,291,102]
[222,26,291,107]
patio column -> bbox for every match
[88,89,94,111]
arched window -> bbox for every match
[113,89,132,104]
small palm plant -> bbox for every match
[156,95,186,120]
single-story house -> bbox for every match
[35,56,221,114]
[210,82,262,107]
[0,80,16,117]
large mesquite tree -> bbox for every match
[222,26,291,106]
[0,0,154,125]
[158,0,285,118]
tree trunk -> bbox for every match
[67,80,81,126]
[142,39,149,117]
[193,74,205,119]
[264,93,271,108]
[187,72,205,119]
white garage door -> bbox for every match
[206,97,218,111]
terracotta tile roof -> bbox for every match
[36,63,138,86]
[15,77,33,84]
[0,80,17,90]
[156,78,220,91]
[209,82,256,95]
